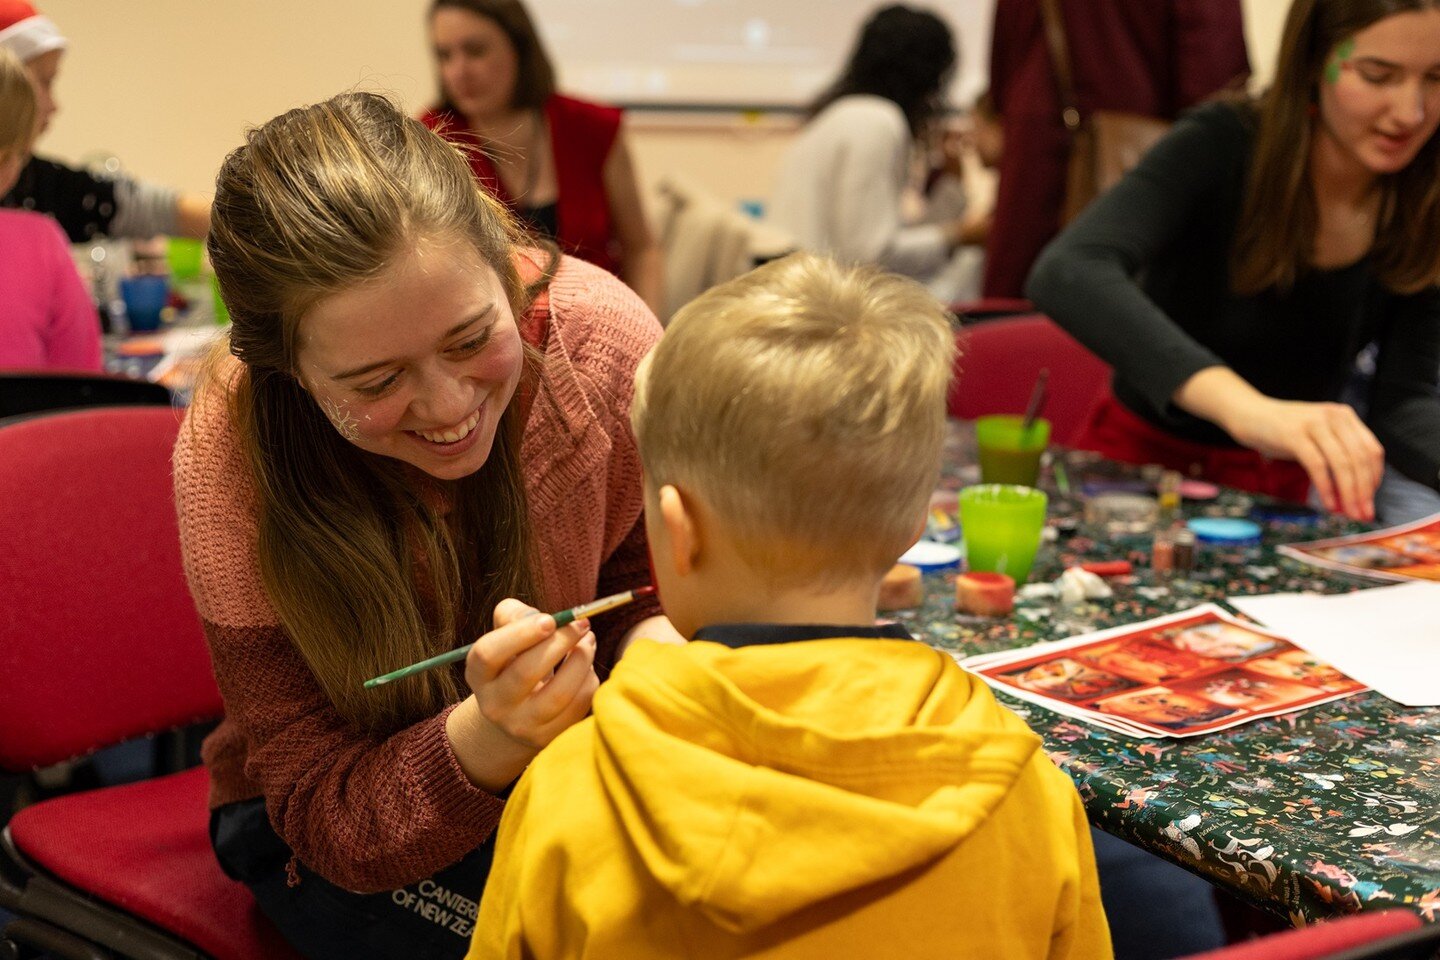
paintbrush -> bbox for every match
[363,586,656,689]
[1021,367,1050,436]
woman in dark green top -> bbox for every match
[1028,0,1440,522]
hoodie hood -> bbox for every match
[590,637,1042,934]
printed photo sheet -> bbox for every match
[1278,513,1440,583]
[959,605,1368,739]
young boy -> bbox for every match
[469,253,1111,959]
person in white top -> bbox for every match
[770,5,980,301]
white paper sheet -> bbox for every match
[1228,583,1440,707]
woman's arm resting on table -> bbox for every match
[604,131,665,318]
[1174,365,1384,520]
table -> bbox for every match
[104,320,226,406]
[896,424,1440,925]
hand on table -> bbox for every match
[1225,397,1384,521]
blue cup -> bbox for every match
[120,275,169,332]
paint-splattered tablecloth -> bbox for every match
[895,428,1440,924]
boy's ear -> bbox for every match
[658,484,701,576]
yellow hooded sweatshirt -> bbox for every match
[469,634,1112,959]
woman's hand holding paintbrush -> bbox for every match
[440,598,597,791]
[376,587,651,792]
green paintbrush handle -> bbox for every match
[362,586,653,690]
[363,643,472,688]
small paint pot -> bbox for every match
[955,571,1016,617]
[1179,479,1220,501]
[878,563,924,611]
[899,540,962,574]
[1187,517,1262,549]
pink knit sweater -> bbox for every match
[173,255,662,893]
[0,210,101,371]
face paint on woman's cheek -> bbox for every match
[320,396,362,443]
[1325,38,1357,85]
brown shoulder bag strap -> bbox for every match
[1037,0,1082,133]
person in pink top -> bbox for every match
[176,91,680,960]
[0,46,98,371]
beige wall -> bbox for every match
[37,0,1292,211]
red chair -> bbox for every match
[1181,909,1436,960]
[0,407,300,960]
[948,314,1112,448]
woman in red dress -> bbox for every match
[421,0,663,315]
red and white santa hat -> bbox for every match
[0,1,66,63]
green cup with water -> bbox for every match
[960,483,1048,584]
[976,415,1051,486]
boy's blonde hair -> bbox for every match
[0,47,36,158]
[632,252,956,585]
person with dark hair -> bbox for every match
[769,4,983,299]
[984,0,1249,298]
[1029,0,1440,522]
[0,0,210,241]
[420,0,663,315]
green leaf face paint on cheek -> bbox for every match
[1326,37,1356,85]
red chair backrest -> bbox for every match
[949,314,1111,447]
[1181,910,1426,960]
[0,407,222,770]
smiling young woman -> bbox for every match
[296,239,526,482]
[177,91,677,959]
[1027,0,1440,523]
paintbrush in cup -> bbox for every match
[1021,367,1050,437]
[363,586,656,689]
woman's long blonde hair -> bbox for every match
[1233,0,1440,295]
[203,92,552,735]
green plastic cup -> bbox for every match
[976,415,1051,486]
[211,273,231,326]
[167,237,204,282]
[960,483,1049,584]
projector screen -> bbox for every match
[530,0,995,110]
